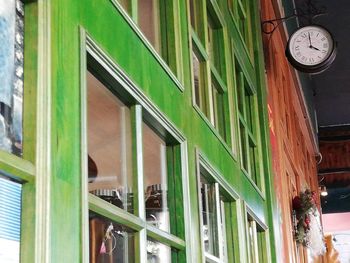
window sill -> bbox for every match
[110,0,185,93]
[0,150,35,182]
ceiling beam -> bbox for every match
[318,167,350,175]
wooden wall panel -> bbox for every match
[261,0,322,262]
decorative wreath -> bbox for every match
[292,189,326,256]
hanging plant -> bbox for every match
[292,189,326,257]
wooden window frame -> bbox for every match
[0,1,41,262]
[227,0,255,64]
[235,64,263,189]
[81,32,191,262]
[195,150,240,263]
[189,0,232,146]
[110,0,185,90]
[244,204,269,263]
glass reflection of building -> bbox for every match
[0,0,24,156]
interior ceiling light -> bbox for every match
[320,185,328,197]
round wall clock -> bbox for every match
[285,25,336,74]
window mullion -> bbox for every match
[203,183,211,240]
[130,105,147,263]
[214,183,224,261]
[251,221,259,263]
[220,201,228,263]
[130,0,138,23]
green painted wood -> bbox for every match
[0,151,34,182]
[35,1,52,263]
[20,183,35,263]
[12,0,279,262]
[23,1,38,164]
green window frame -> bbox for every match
[0,0,40,262]
[196,151,240,263]
[244,205,269,263]
[112,0,184,87]
[189,0,231,145]
[81,34,190,262]
[235,61,262,189]
[227,0,254,62]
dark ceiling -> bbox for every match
[310,1,350,213]
[292,0,350,214]
[309,0,350,127]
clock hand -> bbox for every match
[310,45,321,51]
[308,32,312,47]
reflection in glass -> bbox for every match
[189,0,196,29]
[192,51,201,107]
[248,220,255,263]
[212,81,225,139]
[87,71,133,213]
[220,198,228,261]
[143,123,169,232]
[200,176,219,257]
[138,0,161,53]
[89,212,135,263]
[117,0,130,14]
[0,0,24,156]
[0,176,22,263]
[147,238,172,263]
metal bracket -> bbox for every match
[261,0,327,36]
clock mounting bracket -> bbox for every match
[261,0,327,36]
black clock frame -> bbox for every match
[285,25,337,74]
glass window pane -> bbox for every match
[200,176,219,257]
[193,51,201,107]
[212,81,225,139]
[249,138,258,184]
[0,176,22,263]
[143,123,170,232]
[138,0,161,53]
[189,0,196,29]
[147,238,173,263]
[245,89,254,131]
[89,211,135,263]
[192,50,209,117]
[236,71,245,116]
[248,221,254,262]
[220,199,228,262]
[0,0,24,156]
[117,0,130,14]
[240,123,248,171]
[87,71,134,213]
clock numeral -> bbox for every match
[295,46,300,50]
[321,37,326,41]
[316,33,319,37]
[296,52,301,56]
[322,50,327,53]
[323,43,328,48]
[302,33,307,38]
[302,56,306,61]
[309,58,314,62]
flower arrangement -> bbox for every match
[292,189,325,256]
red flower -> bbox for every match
[293,196,302,210]
[305,215,310,225]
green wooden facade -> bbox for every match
[0,0,279,262]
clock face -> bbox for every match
[288,25,334,66]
